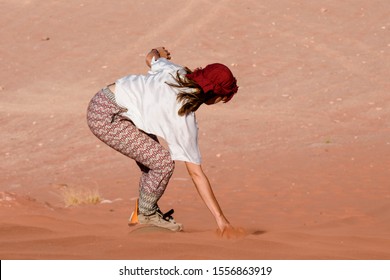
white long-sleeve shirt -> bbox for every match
[114,58,201,164]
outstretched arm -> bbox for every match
[185,162,233,233]
[145,47,171,67]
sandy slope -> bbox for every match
[1,0,389,259]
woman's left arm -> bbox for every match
[185,162,234,233]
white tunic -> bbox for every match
[114,58,201,164]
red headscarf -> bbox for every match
[186,63,238,101]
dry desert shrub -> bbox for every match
[62,188,101,207]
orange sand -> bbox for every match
[1,0,389,259]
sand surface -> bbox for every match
[1,0,389,259]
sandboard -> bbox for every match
[128,223,175,234]
[128,199,139,226]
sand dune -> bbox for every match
[1,0,389,259]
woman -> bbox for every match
[87,47,239,236]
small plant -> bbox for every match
[62,188,102,207]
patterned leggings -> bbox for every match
[86,88,175,215]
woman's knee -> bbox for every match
[158,151,175,176]
[165,158,175,176]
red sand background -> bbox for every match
[0,0,389,259]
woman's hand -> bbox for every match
[154,47,171,60]
[216,224,247,239]
[145,47,171,67]
[185,162,246,239]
